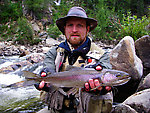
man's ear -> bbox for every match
[87,26,90,33]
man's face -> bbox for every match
[64,17,89,48]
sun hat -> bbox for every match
[56,6,97,34]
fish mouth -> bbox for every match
[112,76,131,86]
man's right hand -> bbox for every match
[34,70,50,92]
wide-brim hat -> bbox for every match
[56,7,97,34]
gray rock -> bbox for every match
[32,22,40,32]
[123,88,150,113]
[111,103,138,113]
[45,36,59,46]
[26,53,45,64]
[109,36,143,102]
[135,35,150,76]
[110,36,143,80]
[137,73,150,92]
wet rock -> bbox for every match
[26,53,45,64]
[45,37,59,46]
[42,47,50,53]
[0,61,32,74]
[123,88,150,113]
[135,35,150,76]
[137,73,150,92]
[110,36,143,80]
[39,32,48,38]
[32,22,40,32]
[110,36,143,102]
[111,103,138,113]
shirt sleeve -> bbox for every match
[97,51,112,69]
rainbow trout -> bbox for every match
[20,67,130,88]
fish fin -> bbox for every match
[4,79,37,88]
[23,70,39,78]
[65,65,85,71]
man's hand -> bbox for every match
[83,79,111,94]
[85,63,103,71]
[34,70,50,92]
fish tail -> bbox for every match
[4,79,37,88]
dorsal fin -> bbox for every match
[23,71,39,78]
[65,65,84,71]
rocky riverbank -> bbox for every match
[0,35,150,112]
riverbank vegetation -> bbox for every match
[0,0,149,45]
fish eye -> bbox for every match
[116,74,121,77]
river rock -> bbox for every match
[136,73,150,92]
[45,37,59,46]
[123,88,150,113]
[42,47,50,53]
[111,103,138,113]
[110,36,143,102]
[26,53,45,64]
[32,22,40,32]
[0,61,32,74]
[135,35,150,76]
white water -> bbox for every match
[0,73,24,86]
[0,56,43,112]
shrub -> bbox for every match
[0,1,22,23]
[47,24,61,39]
[16,17,34,45]
[115,12,150,40]
[23,0,50,19]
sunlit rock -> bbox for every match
[110,36,143,102]
[137,73,150,92]
[112,103,138,113]
[135,35,150,75]
[123,88,150,113]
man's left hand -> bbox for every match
[83,79,111,94]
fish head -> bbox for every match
[101,69,131,86]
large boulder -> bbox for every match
[123,88,150,113]
[135,35,150,76]
[137,73,150,92]
[110,36,143,102]
[111,103,138,113]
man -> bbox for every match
[36,6,113,113]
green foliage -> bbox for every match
[24,0,50,19]
[16,17,42,45]
[88,0,114,40]
[47,24,61,39]
[111,12,150,40]
[16,17,34,44]
[0,0,150,44]
[0,1,23,23]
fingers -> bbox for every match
[105,86,111,91]
[95,65,102,71]
[39,80,45,89]
[94,79,102,91]
[89,79,95,89]
[41,72,47,77]
[84,79,103,91]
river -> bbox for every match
[0,56,46,113]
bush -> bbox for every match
[24,0,50,19]
[47,24,61,39]
[16,17,34,45]
[0,1,22,23]
[114,12,150,40]
[88,0,114,40]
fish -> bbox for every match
[7,67,130,89]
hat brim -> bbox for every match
[56,16,97,34]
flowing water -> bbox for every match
[0,56,46,113]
